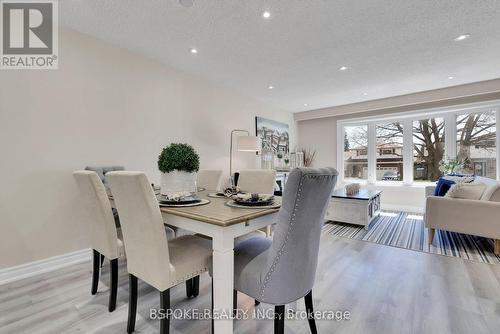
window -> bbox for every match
[344,125,368,181]
[339,105,499,184]
[413,118,445,182]
[376,122,403,181]
[456,111,496,178]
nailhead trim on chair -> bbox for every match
[259,173,334,299]
[169,267,209,287]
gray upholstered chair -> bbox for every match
[85,166,125,224]
[233,167,338,334]
[197,169,223,191]
[73,170,126,312]
[85,166,125,188]
[107,171,212,334]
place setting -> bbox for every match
[225,192,281,209]
[157,191,210,207]
[208,185,281,209]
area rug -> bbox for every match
[322,211,500,264]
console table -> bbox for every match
[325,189,381,229]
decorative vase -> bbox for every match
[160,170,197,196]
[261,149,275,170]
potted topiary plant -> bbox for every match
[158,143,200,197]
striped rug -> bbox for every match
[322,211,500,264]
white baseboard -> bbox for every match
[381,203,425,214]
[0,248,91,286]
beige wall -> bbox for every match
[297,117,337,168]
[0,28,295,268]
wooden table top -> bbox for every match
[108,190,280,227]
[160,192,281,226]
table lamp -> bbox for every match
[229,129,260,181]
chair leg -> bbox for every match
[127,274,138,334]
[108,259,118,312]
[186,278,193,298]
[160,289,170,334]
[304,290,318,334]
[192,275,200,297]
[428,228,436,245]
[233,290,237,317]
[274,305,285,334]
[495,239,500,256]
[91,249,100,295]
[100,254,105,267]
[212,279,215,334]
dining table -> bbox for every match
[109,190,280,334]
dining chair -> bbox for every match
[73,170,127,312]
[106,171,212,334]
[233,167,338,334]
[197,169,223,191]
[85,166,125,225]
[237,169,277,194]
[237,169,278,238]
[85,166,125,188]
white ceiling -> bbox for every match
[60,0,500,113]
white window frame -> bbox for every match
[337,100,500,185]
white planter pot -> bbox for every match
[160,170,198,196]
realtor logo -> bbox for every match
[1,0,58,69]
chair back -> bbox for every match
[73,171,120,259]
[238,169,276,194]
[107,171,172,291]
[85,166,125,189]
[197,169,223,191]
[262,167,337,304]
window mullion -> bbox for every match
[403,119,413,185]
[337,122,344,183]
[497,109,500,181]
[444,113,456,159]
[367,123,376,184]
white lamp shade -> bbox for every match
[237,135,260,152]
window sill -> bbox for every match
[340,180,435,188]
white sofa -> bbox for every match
[425,176,500,255]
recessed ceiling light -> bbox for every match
[448,76,454,80]
[190,48,198,54]
[303,103,308,107]
[363,92,368,96]
[339,66,349,71]
[179,0,194,8]
[454,34,470,42]
[267,85,274,90]
[262,11,271,19]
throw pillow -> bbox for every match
[442,175,475,183]
[445,182,487,200]
[480,183,500,201]
[434,178,455,196]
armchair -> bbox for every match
[425,176,500,255]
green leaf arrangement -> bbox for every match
[158,143,200,173]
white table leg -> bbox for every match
[212,237,234,334]
[288,300,298,313]
[266,225,272,237]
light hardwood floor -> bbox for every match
[2,233,500,334]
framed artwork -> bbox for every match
[255,116,289,154]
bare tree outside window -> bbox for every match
[376,122,403,181]
[344,125,368,181]
[456,111,496,178]
[413,118,445,182]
